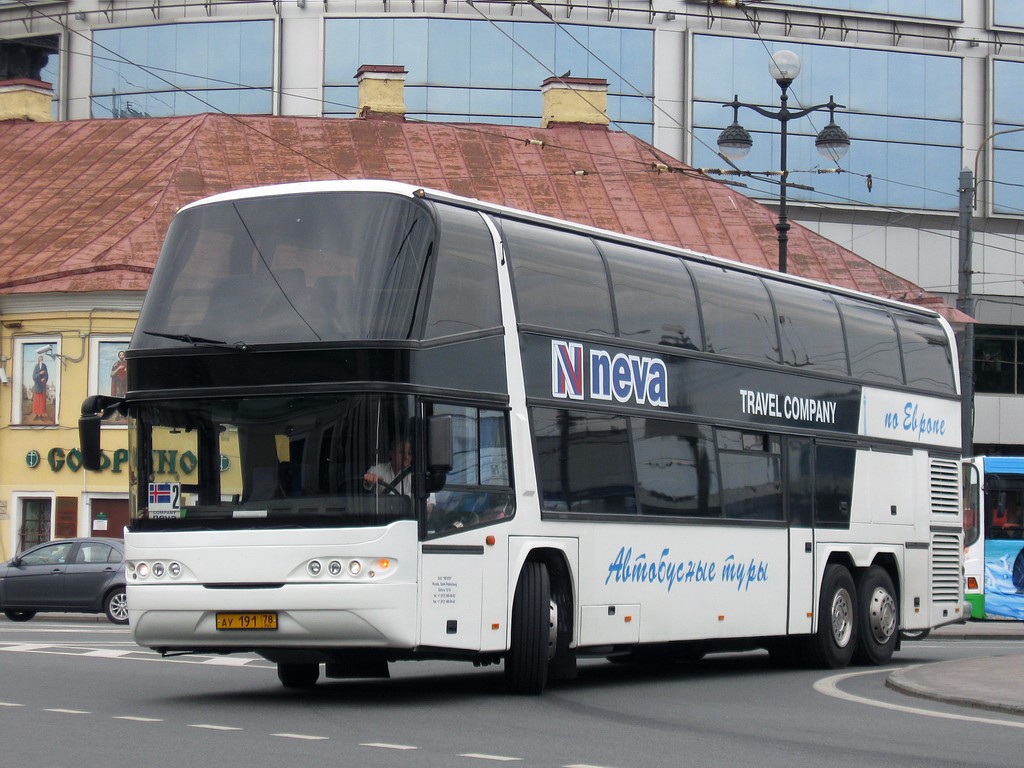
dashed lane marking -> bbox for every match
[459,754,523,762]
[361,743,418,750]
[272,733,330,741]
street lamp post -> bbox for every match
[717,50,851,274]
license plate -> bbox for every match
[215,612,278,630]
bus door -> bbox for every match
[786,437,815,634]
[417,403,516,652]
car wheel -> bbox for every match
[104,587,129,625]
[3,610,36,622]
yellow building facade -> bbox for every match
[0,295,141,559]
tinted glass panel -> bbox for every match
[503,220,614,336]
[995,0,1024,27]
[773,0,960,19]
[91,21,273,118]
[787,438,813,527]
[602,242,701,350]
[692,35,961,210]
[425,206,501,339]
[426,403,514,537]
[716,430,783,521]
[769,281,848,375]
[894,313,955,393]
[837,299,903,385]
[323,18,654,141]
[815,445,856,528]
[690,264,778,362]
[134,192,434,347]
[974,327,1020,395]
[532,408,635,515]
[632,419,719,517]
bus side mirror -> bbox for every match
[79,413,104,471]
[79,395,125,472]
[426,414,453,492]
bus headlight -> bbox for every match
[308,560,322,576]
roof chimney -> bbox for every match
[541,76,609,129]
[355,65,407,120]
[0,78,53,122]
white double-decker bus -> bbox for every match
[80,180,965,693]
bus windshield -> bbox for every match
[134,191,435,348]
[131,393,417,531]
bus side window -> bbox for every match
[426,404,514,536]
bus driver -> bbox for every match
[363,436,413,496]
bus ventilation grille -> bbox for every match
[929,458,960,515]
[930,531,962,603]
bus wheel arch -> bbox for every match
[853,564,899,665]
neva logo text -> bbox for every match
[552,340,668,407]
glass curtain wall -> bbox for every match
[691,35,962,211]
[324,18,654,142]
[91,21,274,118]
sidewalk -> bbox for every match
[888,620,1024,716]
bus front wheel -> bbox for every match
[853,566,898,665]
[277,662,320,689]
[505,561,553,695]
[801,564,857,669]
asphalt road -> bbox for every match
[0,619,1020,768]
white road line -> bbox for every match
[459,754,523,762]
[189,724,243,731]
[200,656,255,666]
[0,702,24,707]
[113,716,163,722]
[272,733,330,741]
[564,764,618,768]
[44,708,90,715]
[83,649,134,658]
[361,743,418,750]
[814,668,1024,729]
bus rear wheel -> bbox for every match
[801,564,857,669]
[505,561,553,695]
[853,566,898,665]
[277,662,320,689]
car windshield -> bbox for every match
[130,393,416,531]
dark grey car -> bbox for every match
[0,538,127,625]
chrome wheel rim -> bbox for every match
[867,586,897,645]
[830,587,854,647]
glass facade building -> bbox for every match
[1,0,1024,451]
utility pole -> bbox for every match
[957,167,975,458]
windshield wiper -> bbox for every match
[144,331,250,351]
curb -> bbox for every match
[886,658,1024,717]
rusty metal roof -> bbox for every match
[0,113,960,320]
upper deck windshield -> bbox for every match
[134,191,434,348]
